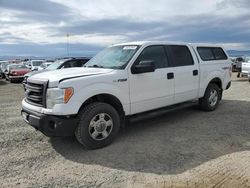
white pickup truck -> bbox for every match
[21,42,231,149]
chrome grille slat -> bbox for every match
[25,85,43,92]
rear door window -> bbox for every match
[197,47,214,61]
[167,45,194,67]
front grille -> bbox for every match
[24,80,47,107]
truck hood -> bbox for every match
[28,67,114,87]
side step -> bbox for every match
[128,101,198,123]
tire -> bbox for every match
[199,83,221,111]
[75,102,120,149]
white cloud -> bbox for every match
[50,0,218,21]
[0,0,250,56]
[216,42,249,50]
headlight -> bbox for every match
[46,87,74,109]
[23,76,28,83]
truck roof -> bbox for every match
[114,41,225,48]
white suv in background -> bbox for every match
[26,60,45,71]
[21,41,231,149]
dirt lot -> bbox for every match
[0,74,250,188]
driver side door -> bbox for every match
[129,45,175,115]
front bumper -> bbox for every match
[21,107,78,137]
[9,75,24,80]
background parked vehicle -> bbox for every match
[23,57,90,85]
[26,60,45,71]
[0,61,9,79]
[5,64,31,83]
[38,62,52,71]
[0,61,10,79]
[0,61,8,68]
[235,57,245,77]
[230,57,237,72]
[241,57,250,78]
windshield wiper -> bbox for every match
[85,64,104,68]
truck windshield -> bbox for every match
[85,45,140,69]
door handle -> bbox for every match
[167,72,174,79]
[193,70,198,76]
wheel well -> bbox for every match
[209,78,222,89]
[79,94,125,119]
[209,78,223,99]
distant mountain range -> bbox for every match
[1,50,250,61]
[0,55,92,61]
[227,50,250,57]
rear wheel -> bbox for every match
[75,102,120,149]
[199,84,221,111]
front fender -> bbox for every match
[54,81,130,115]
[79,83,129,108]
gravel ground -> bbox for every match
[0,74,250,188]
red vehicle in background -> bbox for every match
[5,64,31,83]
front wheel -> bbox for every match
[75,102,120,149]
[199,84,221,111]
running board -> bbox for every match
[128,100,198,123]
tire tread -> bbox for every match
[75,102,120,149]
[199,83,221,111]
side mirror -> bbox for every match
[131,60,155,74]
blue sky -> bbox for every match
[0,0,250,57]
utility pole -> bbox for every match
[66,33,69,57]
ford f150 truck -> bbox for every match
[21,42,231,149]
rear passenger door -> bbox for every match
[167,45,199,103]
